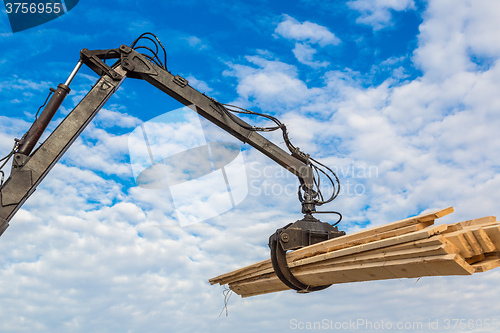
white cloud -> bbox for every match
[275,15,340,68]
[224,55,323,108]
[0,77,52,95]
[93,106,142,129]
[292,43,330,68]
[183,35,209,50]
[185,76,213,93]
[275,15,341,47]
[348,0,416,30]
[414,0,500,81]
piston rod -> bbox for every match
[17,61,83,156]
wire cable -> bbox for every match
[0,140,19,186]
[213,100,341,220]
[35,88,55,120]
[130,32,168,71]
[133,46,164,68]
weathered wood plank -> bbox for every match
[445,216,496,233]
[293,243,457,273]
[444,232,474,258]
[472,257,500,273]
[473,228,497,253]
[289,225,448,268]
[482,225,500,249]
[286,207,453,262]
[232,254,474,297]
[463,231,483,256]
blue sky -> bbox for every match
[2,0,500,332]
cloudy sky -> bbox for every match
[1,0,500,332]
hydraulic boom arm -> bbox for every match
[0,35,344,293]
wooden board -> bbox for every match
[379,235,451,252]
[231,254,474,297]
[482,225,500,248]
[286,207,453,262]
[466,254,485,265]
[293,243,458,273]
[463,231,483,256]
[444,232,475,258]
[289,225,448,268]
[213,236,454,286]
[472,228,497,253]
[445,216,496,233]
[209,208,452,286]
[472,256,500,273]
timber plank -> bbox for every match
[216,237,454,286]
[444,233,474,258]
[418,207,455,222]
[232,254,474,297]
[472,257,500,273]
[297,255,474,285]
[290,225,448,268]
[212,225,448,286]
[292,243,456,273]
[463,231,483,256]
[287,207,452,262]
[208,259,269,285]
[379,235,450,252]
[472,228,497,253]
[482,225,500,249]
[211,210,500,298]
[466,254,485,265]
[292,222,432,261]
[445,216,497,233]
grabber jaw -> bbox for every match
[268,214,346,293]
[277,214,345,251]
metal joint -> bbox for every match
[119,44,132,54]
[291,147,310,164]
[12,153,29,170]
[80,48,123,81]
[173,75,188,88]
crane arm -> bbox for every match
[0,44,321,235]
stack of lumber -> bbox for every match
[209,207,500,297]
